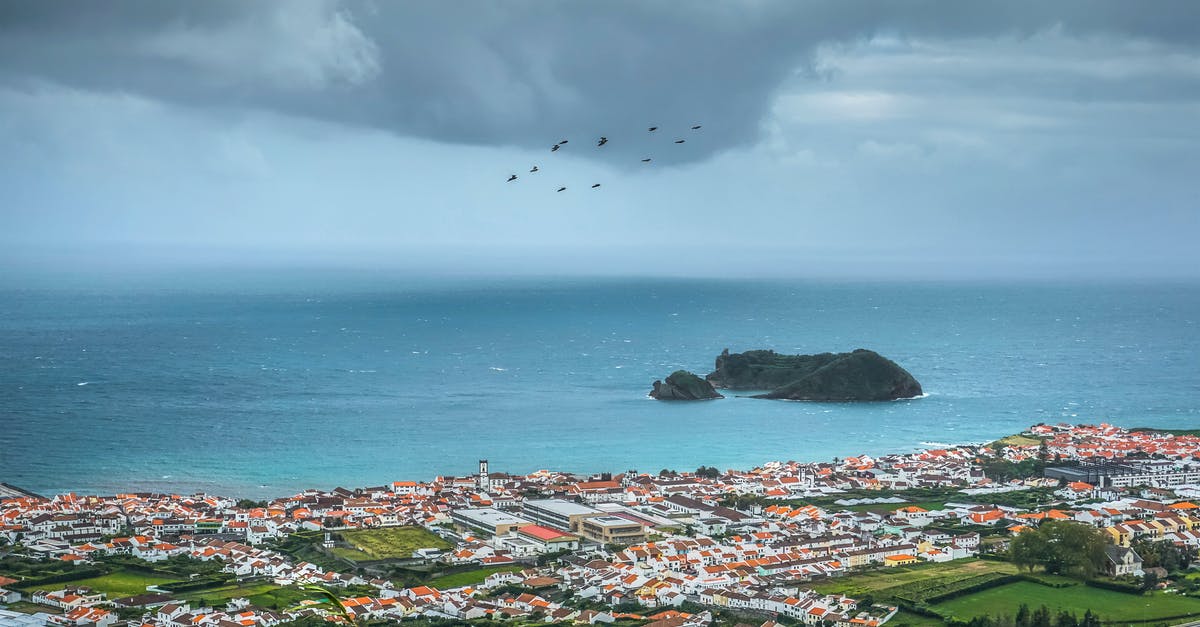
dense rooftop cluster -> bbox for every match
[4,423,1200,626]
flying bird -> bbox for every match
[529,165,538,173]
[648,126,658,132]
[674,139,685,144]
[551,144,561,152]
[556,186,567,192]
[559,139,569,144]
[641,158,652,162]
[591,183,601,188]
[691,125,702,130]
[506,174,517,182]
[597,137,608,147]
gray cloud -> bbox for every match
[2,1,1198,164]
[1,2,1198,279]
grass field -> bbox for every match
[341,527,451,560]
[179,582,282,605]
[809,559,1018,598]
[427,565,524,589]
[329,547,375,562]
[65,571,181,597]
[935,581,1200,623]
[887,608,946,627]
[990,434,1045,448]
[9,566,298,610]
[3,601,62,615]
[243,586,316,611]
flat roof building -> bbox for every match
[579,515,646,546]
[450,508,531,537]
[521,499,603,533]
[1045,461,1200,488]
[497,524,581,556]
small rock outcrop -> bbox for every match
[707,348,922,401]
[649,370,725,400]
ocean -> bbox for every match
[2,276,1198,498]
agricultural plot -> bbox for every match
[341,527,451,560]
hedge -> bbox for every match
[1085,579,1145,595]
[923,574,1022,604]
[11,567,109,590]
[1020,573,1077,588]
[158,575,233,592]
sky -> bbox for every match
[1,1,1198,280]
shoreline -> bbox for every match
[2,419,1158,500]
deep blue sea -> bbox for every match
[2,276,1198,498]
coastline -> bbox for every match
[5,419,1171,500]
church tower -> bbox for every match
[478,459,489,492]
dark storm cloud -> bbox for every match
[1,1,1197,164]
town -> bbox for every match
[5,423,1200,627]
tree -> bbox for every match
[1031,606,1052,627]
[1054,611,1078,627]
[1132,537,1194,573]
[1009,520,1107,577]
[1011,530,1051,572]
[1016,604,1031,627]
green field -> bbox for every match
[243,586,317,611]
[2,601,62,615]
[935,581,1200,623]
[810,559,1018,597]
[341,527,451,560]
[65,571,181,598]
[426,565,524,589]
[887,608,946,627]
[179,582,283,605]
[5,566,303,610]
[329,547,375,562]
[990,434,1045,448]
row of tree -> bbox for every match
[961,604,1103,627]
[657,466,722,478]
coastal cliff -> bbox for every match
[707,348,922,401]
[649,370,724,400]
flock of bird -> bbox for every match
[505,123,703,191]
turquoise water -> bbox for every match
[2,276,1198,498]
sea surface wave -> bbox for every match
[2,276,1198,498]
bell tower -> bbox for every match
[478,459,489,491]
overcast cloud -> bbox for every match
[1,1,1198,279]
